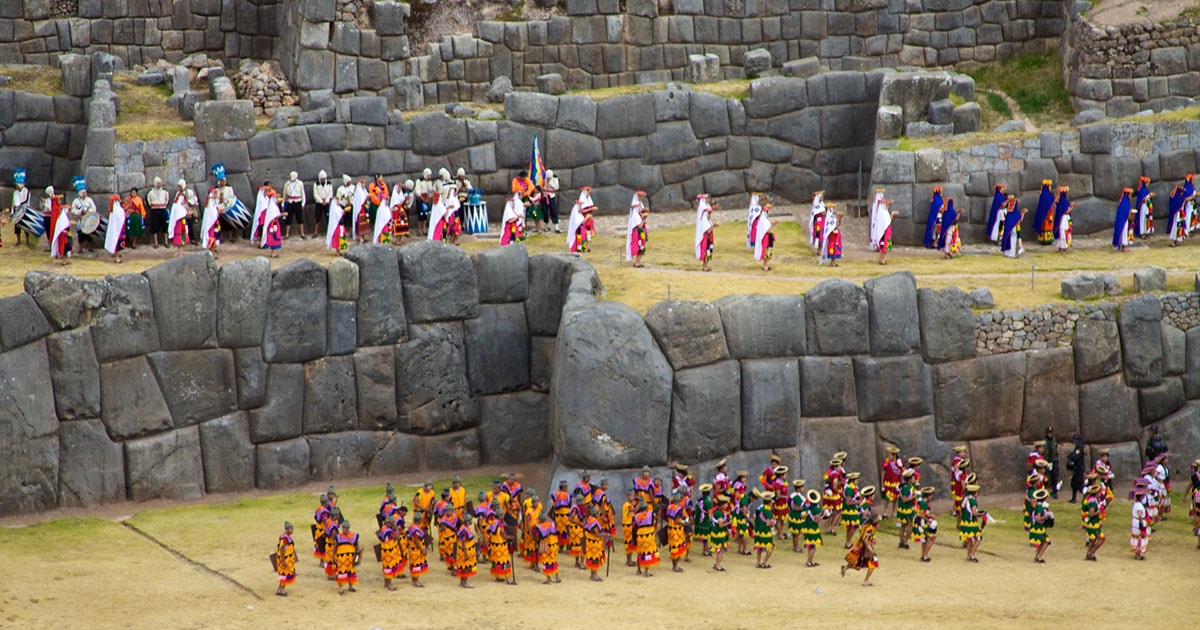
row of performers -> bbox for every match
[926,181,1077,259]
[1112,174,1200,250]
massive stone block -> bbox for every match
[354,346,397,430]
[396,322,480,434]
[917,286,976,363]
[125,426,204,501]
[644,300,729,370]
[464,303,530,396]
[1078,374,1140,443]
[797,416,878,490]
[327,300,357,356]
[864,271,920,356]
[398,241,480,323]
[1162,323,1186,376]
[1021,348,1079,441]
[1149,403,1200,470]
[1119,294,1163,387]
[525,254,573,336]
[302,356,358,434]
[425,428,482,470]
[217,257,271,348]
[805,279,869,355]
[249,363,305,443]
[57,419,124,508]
[966,436,1029,495]
[255,438,311,490]
[876,415,955,498]
[479,390,552,465]
[307,431,375,480]
[472,243,530,303]
[853,355,933,422]
[193,100,256,142]
[344,245,407,346]
[367,431,424,475]
[90,273,159,362]
[717,294,806,359]
[933,353,1026,441]
[741,357,801,450]
[142,253,217,350]
[799,356,857,417]
[234,348,267,410]
[1074,318,1121,383]
[0,342,59,515]
[263,260,328,363]
[1138,377,1186,425]
[670,359,741,462]
[99,355,172,440]
[47,329,100,420]
[23,271,106,330]
[147,349,237,427]
[552,302,672,468]
[198,412,255,494]
[530,335,555,392]
[0,293,51,352]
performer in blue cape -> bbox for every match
[1052,186,1073,252]
[923,186,943,248]
[1001,197,1025,258]
[1133,176,1153,239]
[937,198,959,258]
[1112,187,1133,252]
[1033,180,1054,245]
[985,184,1006,243]
[1167,182,1187,246]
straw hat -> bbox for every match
[1095,463,1109,474]
[717,495,731,504]
[908,457,924,466]
[769,454,782,464]
[966,472,978,484]
[1034,459,1047,468]
[1032,489,1049,501]
[886,446,901,455]
[846,472,861,480]
[674,463,689,473]
[1085,472,1099,481]
[698,483,714,493]
[792,479,805,488]
[833,451,849,460]
[1026,474,1040,485]
[774,466,788,476]
[715,459,727,469]
[902,469,915,478]
[1087,484,1102,494]
[956,458,971,469]
[953,445,968,453]
[966,484,981,493]
[760,491,776,501]
[1033,440,1046,447]
[751,488,762,499]
[1097,448,1110,456]
[1192,459,1200,468]
[920,486,935,497]
[735,470,749,478]
[830,458,844,466]
[861,486,877,498]
[806,489,821,503]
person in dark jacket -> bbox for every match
[1145,425,1168,461]
[1065,433,1086,503]
[1044,427,1060,499]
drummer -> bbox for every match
[11,169,32,246]
[70,176,97,254]
[124,187,146,249]
[147,177,170,248]
[212,164,241,244]
[454,168,472,205]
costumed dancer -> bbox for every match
[405,518,429,588]
[378,515,404,591]
[881,446,902,519]
[753,491,776,569]
[536,513,560,584]
[1167,182,1188,246]
[1033,179,1055,245]
[868,188,886,252]
[366,173,389,239]
[167,179,195,257]
[877,202,899,265]
[800,488,823,568]
[1131,484,1151,560]
[915,487,938,562]
[1189,459,1200,549]
[104,194,127,264]
[275,522,297,597]
[959,483,985,562]
[584,506,609,581]
[896,470,917,549]
[334,521,362,595]
[283,171,307,239]
[746,192,762,248]
[426,190,448,242]
[842,472,863,549]
[1184,173,1198,232]
[146,177,170,248]
[1000,196,1026,258]
[1134,176,1153,239]
[566,187,596,253]
[626,191,649,267]
[486,510,516,585]
[352,179,370,243]
[809,191,825,251]
[664,490,690,571]
[819,203,842,266]
[1082,483,1106,561]
[69,177,97,254]
[455,514,478,589]
[389,181,410,243]
[694,193,717,272]
[10,169,31,246]
[1053,186,1074,252]
[126,187,150,248]
[841,514,879,586]
[753,203,776,272]
[986,183,1006,243]
[373,180,394,245]
[923,186,944,248]
[633,501,659,577]
[1030,488,1053,563]
[258,184,283,258]
[334,175,355,242]
[200,187,221,257]
[325,200,347,254]
[439,180,463,245]
[710,495,731,572]
[937,198,961,259]
[1113,187,1134,252]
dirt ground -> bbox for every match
[1086,0,1200,26]
[1,464,1197,629]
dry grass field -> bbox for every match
[1,466,1196,630]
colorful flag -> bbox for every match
[529,132,546,189]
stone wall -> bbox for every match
[1,0,280,68]
[407,0,1066,105]
[547,275,1200,501]
[0,87,86,192]
[871,113,1200,245]
[1061,7,1200,117]
[0,244,602,517]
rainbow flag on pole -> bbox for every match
[529,132,546,189]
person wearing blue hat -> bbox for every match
[10,169,32,246]
[69,176,97,254]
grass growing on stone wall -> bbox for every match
[0,64,65,96]
[569,79,750,102]
[895,129,1036,152]
[112,73,192,143]
[965,51,1073,126]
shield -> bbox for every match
[79,211,101,234]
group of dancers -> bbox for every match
[1114,173,1200,250]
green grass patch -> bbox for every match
[112,73,192,142]
[984,91,1012,116]
[497,1,525,21]
[966,51,1072,125]
[0,64,65,96]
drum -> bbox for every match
[222,199,252,229]
[464,202,488,234]
[467,188,484,205]
[96,216,110,237]
[14,205,45,236]
[79,211,101,234]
